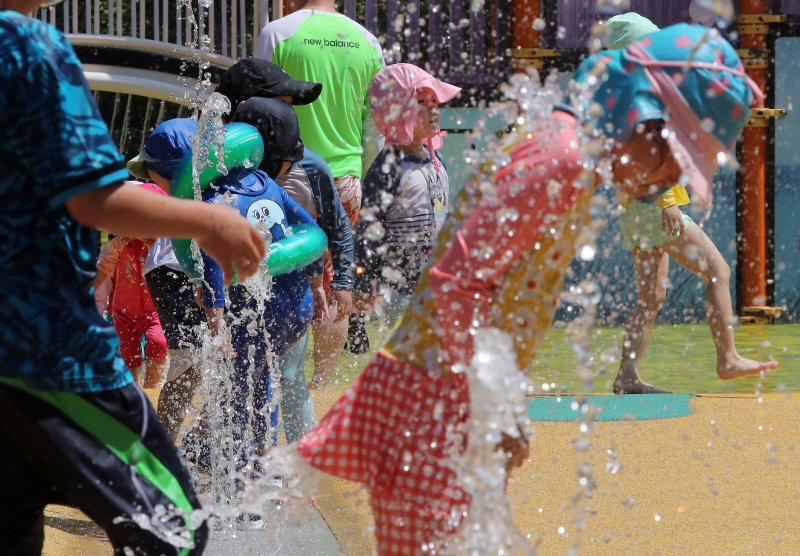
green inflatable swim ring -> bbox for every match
[170,122,328,280]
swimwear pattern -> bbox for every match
[0,13,129,392]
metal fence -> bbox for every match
[38,0,278,58]
[38,0,511,88]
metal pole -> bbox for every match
[511,0,540,50]
[738,0,769,309]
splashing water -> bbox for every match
[445,328,534,555]
[191,92,230,201]
[129,2,758,552]
[177,0,216,112]
[143,52,289,543]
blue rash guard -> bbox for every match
[199,167,323,451]
[200,167,323,357]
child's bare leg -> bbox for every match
[665,224,777,379]
[130,365,144,385]
[143,322,168,388]
[613,248,671,394]
[143,358,167,388]
[309,304,348,390]
[157,366,202,441]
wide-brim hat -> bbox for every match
[369,63,461,149]
[574,23,761,203]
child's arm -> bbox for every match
[301,154,355,293]
[280,188,325,278]
[280,189,328,321]
[66,182,265,285]
[197,252,234,355]
[307,157,355,321]
[94,235,130,289]
[200,251,227,312]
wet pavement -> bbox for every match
[203,503,343,556]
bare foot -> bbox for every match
[717,357,778,380]
[612,376,671,395]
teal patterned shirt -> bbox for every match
[0,11,131,392]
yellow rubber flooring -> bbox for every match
[43,390,800,554]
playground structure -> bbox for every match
[37,0,800,323]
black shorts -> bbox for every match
[145,265,205,351]
[0,378,208,555]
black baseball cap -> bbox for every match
[216,59,322,116]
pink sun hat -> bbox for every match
[369,63,461,151]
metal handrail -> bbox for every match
[69,34,237,105]
[83,65,210,104]
[67,34,236,68]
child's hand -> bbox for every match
[206,310,235,359]
[330,289,354,323]
[196,205,266,285]
[497,431,530,474]
[661,205,685,236]
[311,285,329,324]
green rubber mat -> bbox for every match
[527,394,694,422]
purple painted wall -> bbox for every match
[350,0,512,88]
[555,0,693,49]
[779,0,800,14]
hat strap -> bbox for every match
[624,42,764,103]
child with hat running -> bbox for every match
[601,13,779,394]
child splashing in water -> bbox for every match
[603,13,778,394]
[266,26,765,554]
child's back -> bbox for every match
[202,167,316,354]
[199,165,322,458]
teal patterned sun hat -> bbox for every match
[571,23,763,204]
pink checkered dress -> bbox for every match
[297,352,471,554]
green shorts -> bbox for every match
[620,199,694,251]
